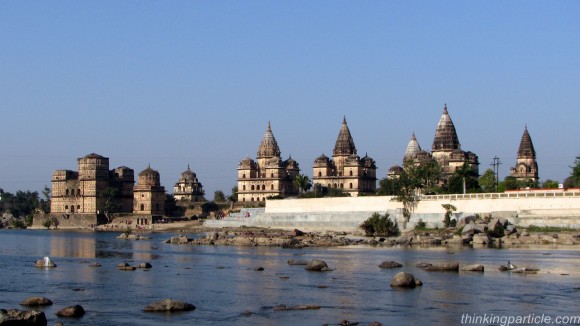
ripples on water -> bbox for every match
[0,229,579,325]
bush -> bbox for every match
[360,213,400,237]
[415,220,427,231]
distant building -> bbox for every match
[388,104,479,183]
[173,165,204,202]
[237,122,300,202]
[51,153,134,214]
[133,166,166,216]
[313,117,377,196]
[510,126,539,183]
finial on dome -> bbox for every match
[411,131,416,140]
[443,102,448,113]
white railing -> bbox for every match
[421,190,580,201]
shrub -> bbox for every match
[415,220,427,231]
[360,213,400,237]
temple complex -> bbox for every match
[51,153,134,214]
[388,104,479,183]
[313,117,377,196]
[237,122,300,202]
[173,165,205,202]
[510,126,539,183]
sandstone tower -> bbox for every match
[510,126,539,183]
[237,122,300,202]
[133,166,166,216]
[313,117,377,196]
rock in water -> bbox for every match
[390,272,423,288]
[19,297,53,306]
[305,260,330,271]
[378,261,403,268]
[55,305,85,317]
[0,309,47,326]
[424,262,459,271]
[143,299,196,312]
[461,264,485,272]
[34,257,56,268]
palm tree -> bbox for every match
[294,174,312,194]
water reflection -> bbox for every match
[50,235,96,258]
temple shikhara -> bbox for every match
[510,126,539,184]
[237,122,300,202]
[312,117,377,196]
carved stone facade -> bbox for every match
[510,126,538,183]
[313,118,377,196]
[133,166,166,216]
[237,122,300,202]
[173,165,204,202]
[51,153,134,214]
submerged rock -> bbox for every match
[424,262,459,271]
[273,304,321,311]
[55,305,85,317]
[461,264,485,272]
[304,260,332,271]
[19,297,53,307]
[390,272,423,288]
[378,261,403,269]
[143,299,196,312]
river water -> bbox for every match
[0,229,579,325]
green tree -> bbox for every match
[500,176,519,191]
[360,212,400,237]
[442,204,457,228]
[478,168,497,193]
[214,190,226,203]
[445,162,481,194]
[541,179,560,189]
[100,187,121,222]
[416,160,442,192]
[294,174,312,194]
[377,177,401,196]
[228,186,238,202]
[394,162,423,221]
[564,156,580,188]
[40,185,51,213]
[164,194,177,216]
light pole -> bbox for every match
[491,156,501,192]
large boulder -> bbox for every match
[304,260,332,271]
[19,297,53,307]
[378,261,403,269]
[472,234,491,245]
[143,299,196,312]
[390,272,423,288]
[0,309,47,326]
[34,257,56,268]
[461,223,476,236]
[424,262,459,271]
[55,305,85,317]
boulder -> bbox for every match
[305,259,332,271]
[287,259,309,266]
[143,299,196,312]
[461,264,484,272]
[390,272,423,288]
[55,305,85,317]
[461,223,475,236]
[424,262,459,271]
[0,309,47,326]
[472,234,491,245]
[473,224,487,234]
[415,262,432,268]
[291,229,305,236]
[34,257,56,268]
[378,261,403,269]
[138,262,152,269]
[505,225,517,235]
[19,297,53,307]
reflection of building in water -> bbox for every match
[49,235,96,259]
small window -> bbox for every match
[243,174,246,179]
[243,185,246,190]
[262,185,265,190]
[350,183,353,189]
[318,171,322,177]
[271,184,274,190]
[349,170,353,176]
[251,185,255,190]
[140,204,145,211]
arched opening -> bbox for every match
[65,205,69,211]
[340,183,343,188]
[140,204,145,211]
[262,185,265,190]
[77,205,80,210]
[349,170,353,176]
[70,206,75,213]
[318,171,322,177]
[349,183,353,189]
[251,185,255,190]
[243,174,246,179]
[271,173,274,178]
[243,185,246,190]
[65,189,69,196]
[271,184,274,190]
[251,197,254,202]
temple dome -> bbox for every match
[257,122,281,158]
[333,117,357,156]
[432,103,460,151]
[138,166,161,186]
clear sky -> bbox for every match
[1,1,579,197]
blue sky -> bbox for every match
[1,1,579,197]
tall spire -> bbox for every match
[432,103,460,151]
[257,121,281,158]
[404,132,422,163]
[517,125,536,158]
[333,117,357,156]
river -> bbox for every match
[0,229,579,325]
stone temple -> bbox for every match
[237,122,300,202]
[510,126,539,184]
[313,117,377,196]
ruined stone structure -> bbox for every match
[133,166,166,216]
[173,165,204,202]
[388,104,479,183]
[51,153,134,215]
[313,117,377,196]
[510,126,539,183]
[237,122,300,202]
